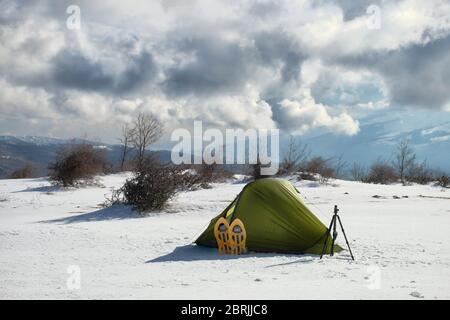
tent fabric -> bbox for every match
[195,178,343,254]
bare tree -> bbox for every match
[393,140,416,184]
[119,124,131,171]
[279,135,310,175]
[332,154,348,179]
[350,162,367,181]
[129,113,164,166]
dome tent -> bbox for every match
[196,178,343,254]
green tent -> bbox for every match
[196,178,343,254]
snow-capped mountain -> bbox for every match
[0,136,71,146]
[0,135,112,148]
[1,118,449,179]
[0,136,109,178]
[0,136,171,178]
[301,120,450,173]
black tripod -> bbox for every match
[320,205,354,260]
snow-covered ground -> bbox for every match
[0,173,449,299]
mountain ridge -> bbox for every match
[1,118,449,178]
[0,136,172,178]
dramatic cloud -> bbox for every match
[163,37,256,97]
[275,90,360,136]
[0,0,449,143]
[52,49,156,94]
[338,37,450,109]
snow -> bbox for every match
[0,135,110,147]
[0,135,68,146]
[0,174,449,299]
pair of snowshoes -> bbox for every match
[213,217,247,255]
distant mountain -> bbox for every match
[300,120,450,173]
[0,136,171,178]
[1,119,449,179]
[0,136,82,146]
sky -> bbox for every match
[0,0,450,146]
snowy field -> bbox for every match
[0,173,449,299]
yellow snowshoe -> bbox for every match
[214,217,230,254]
[228,219,247,255]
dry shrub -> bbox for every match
[364,162,398,184]
[194,163,234,185]
[300,156,335,183]
[121,157,182,211]
[405,161,434,184]
[303,157,335,176]
[9,163,34,179]
[297,172,317,181]
[118,155,210,212]
[246,156,272,181]
[49,144,107,187]
[278,136,310,175]
[250,159,263,180]
[437,174,449,188]
[107,160,135,174]
[350,163,367,182]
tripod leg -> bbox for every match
[337,215,355,260]
[330,216,336,256]
[320,215,334,259]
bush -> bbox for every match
[437,174,449,188]
[364,162,398,184]
[405,161,434,184]
[192,163,234,185]
[9,163,34,179]
[278,136,310,175]
[303,157,335,176]
[49,144,107,187]
[246,156,274,181]
[251,162,262,180]
[350,163,367,182]
[118,155,209,212]
[121,159,180,211]
[297,172,317,181]
[299,156,335,183]
[114,157,231,212]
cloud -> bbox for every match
[52,49,156,94]
[0,79,56,119]
[253,29,306,85]
[52,50,114,91]
[338,36,450,109]
[275,90,360,135]
[317,0,384,21]
[163,36,255,97]
[0,0,449,143]
[379,38,450,109]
